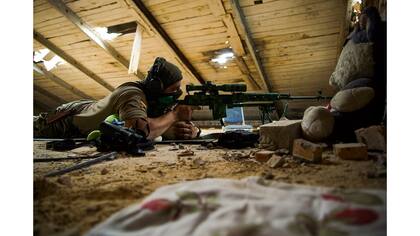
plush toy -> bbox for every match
[330,87,375,112]
[301,106,335,142]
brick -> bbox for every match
[293,139,323,163]
[267,155,285,168]
[254,150,275,162]
[259,120,302,151]
[355,125,386,152]
[333,143,368,160]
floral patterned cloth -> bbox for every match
[86,177,386,236]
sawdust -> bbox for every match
[33,141,386,236]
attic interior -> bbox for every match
[33,0,387,235]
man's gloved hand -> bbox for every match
[163,121,200,140]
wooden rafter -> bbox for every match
[208,0,262,90]
[47,0,144,79]
[33,63,93,100]
[34,84,67,105]
[230,0,273,92]
[34,31,115,92]
[234,57,260,90]
[124,0,206,84]
[128,24,143,75]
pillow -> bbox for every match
[331,87,375,112]
[329,41,375,89]
[301,106,334,142]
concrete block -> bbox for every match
[292,139,323,163]
[254,150,275,162]
[355,125,386,152]
[267,155,285,168]
[259,120,302,151]
[334,143,368,160]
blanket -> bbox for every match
[86,177,386,236]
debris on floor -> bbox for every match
[177,149,195,157]
[254,150,275,162]
[34,139,386,236]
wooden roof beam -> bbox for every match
[34,31,115,92]
[208,0,262,90]
[124,0,206,84]
[33,63,93,100]
[47,0,144,79]
[230,0,273,92]
[34,84,67,105]
[128,24,143,75]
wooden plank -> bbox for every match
[252,22,341,40]
[126,0,206,84]
[147,0,208,15]
[150,5,211,24]
[248,12,343,34]
[337,0,352,57]
[207,0,260,90]
[208,0,225,16]
[222,13,246,56]
[34,76,79,101]
[230,0,271,91]
[170,27,227,40]
[33,63,93,99]
[262,44,338,58]
[243,0,338,22]
[47,0,144,78]
[260,33,338,49]
[34,84,68,104]
[34,31,115,92]
[128,24,143,75]
[240,0,331,17]
[265,58,337,71]
[234,56,260,90]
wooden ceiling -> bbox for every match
[34,0,350,113]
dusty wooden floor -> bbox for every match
[34,140,386,236]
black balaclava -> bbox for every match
[119,57,183,117]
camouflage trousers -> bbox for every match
[33,100,94,138]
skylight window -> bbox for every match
[33,48,50,62]
[210,51,235,65]
[33,48,67,71]
[94,27,122,41]
[44,55,66,71]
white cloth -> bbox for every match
[86,177,386,236]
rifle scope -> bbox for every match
[186,82,247,93]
